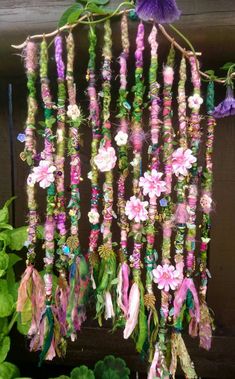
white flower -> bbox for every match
[94,147,117,172]
[130,157,139,167]
[67,104,81,121]
[188,94,203,110]
[88,209,100,225]
[115,131,128,146]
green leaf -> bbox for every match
[0,318,9,335]
[58,4,84,27]
[0,198,16,226]
[0,336,10,364]
[67,9,84,24]
[8,254,21,269]
[0,253,9,278]
[7,268,18,301]
[77,0,109,3]
[220,62,235,71]
[0,362,20,379]
[71,366,95,379]
[0,280,14,317]
[48,376,69,379]
[8,226,27,251]
[36,225,44,240]
[0,225,13,232]
[86,4,106,14]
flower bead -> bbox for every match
[188,93,203,110]
[67,104,81,121]
[139,169,166,198]
[172,147,197,177]
[115,131,128,146]
[125,196,148,223]
[94,147,117,172]
[31,160,56,189]
[88,209,100,225]
[152,264,181,292]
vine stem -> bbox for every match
[7,311,18,335]
[11,6,235,85]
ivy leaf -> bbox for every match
[0,336,10,364]
[0,280,14,317]
[58,4,84,27]
[0,253,9,278]
[8,226,27,251]
[71,366,95,379]
[0,362,20,379]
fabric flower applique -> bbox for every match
[212,85,235,118]
[115,130,128,146]
[125,196,148,223]
[88,209,100,225]
[200,193,213,213]
[94,146,117,172]
[172,147,196,177]
[152,264,181,292]
[31,160,56,189]
[67,104,81,121]
[188,93,203,110]
[139,169,166,198]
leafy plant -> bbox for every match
[0,197,42,378]
[58,0,133,27]
[49,355,130,379]
[94,355,130,379]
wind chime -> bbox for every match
[15,0,229,377]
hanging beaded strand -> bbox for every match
[87,25,101,285]
[150,46,176,379]
[198,81,216,350]
[65,32,88,340]
[17,41,45,338]
[124,22,147,354]
[170,57,197,379]
[36,38,60,365]
[143,25,162,360]
[95,20,117,325]
[54,35,69,340]
[173,55,202,337]
[116,12,130,319]
[173,56,188,276]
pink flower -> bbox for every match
[139,169,166,198]
[163,66,174,85]
[172,147,196,177]
[94,147,117,172]
[32,160,56,189]
[125,196,148,223]
[152,264,181,292]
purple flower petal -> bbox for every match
[213,86,235,119]
[17,133,26,143]
[136,0,181,24]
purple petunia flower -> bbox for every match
[17,133,26,143]
[136,0,181,24]
[212,86,235,118]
